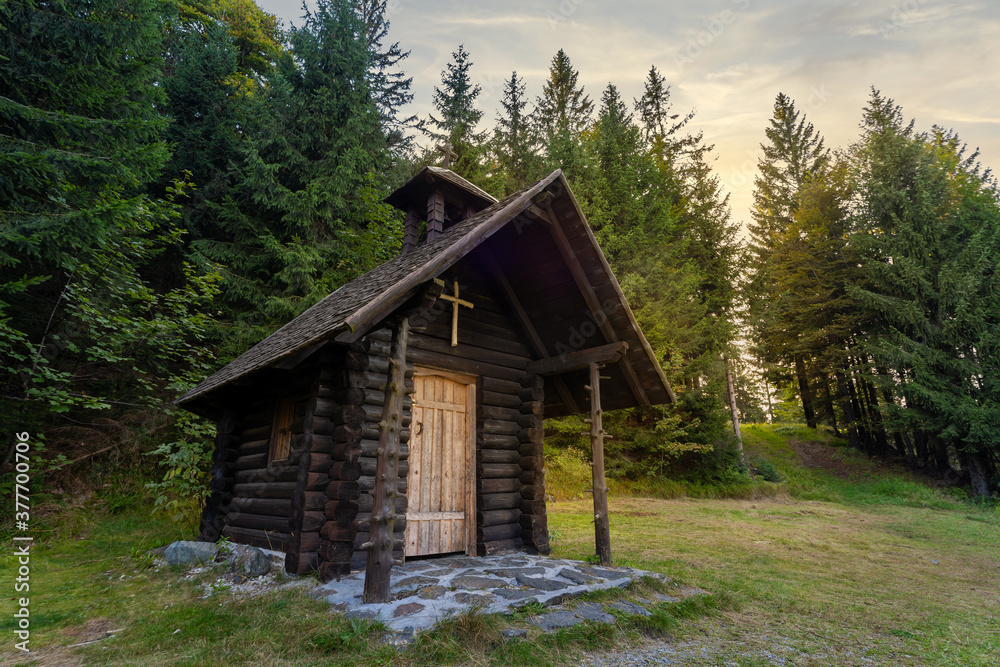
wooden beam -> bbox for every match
[588,362,612,566]
[480,249,580,413]
[526,341,627,376]
[362,317,409,603]
[427,190,444,241]
[542,209,651,407]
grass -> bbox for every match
[2,423,997,665]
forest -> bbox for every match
[2,0,998,519]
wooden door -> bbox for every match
[405,369,476,557]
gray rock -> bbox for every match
[580,566,628,581]
[393,602,425,618]
[393,576,437,590]
[501,627,528,640]
[516,574,569,592]
[530,610,582,631]
[497,557,530,567]
[557,568,596,585]
[164,541,219,566]
[454,592,494,605]
[486,567,546,579]
[609,600,652,616]
[230,545,270,578]
[647,593,680,603]
[574,601,615,624]
[451,575,502,590]
[492,588,537,600]
[417,585,447,599]
[345,609,381,621]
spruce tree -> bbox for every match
[425,44,487,180]
[535,49,593,179]
[491,71,543,195]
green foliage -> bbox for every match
[145,410,217,523]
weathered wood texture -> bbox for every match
[588,362,613,566]
[363,317,410,603]
[198,410,240,542]
[518,374,549,554]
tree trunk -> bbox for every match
[724,356,743,451]
[362,317,409,604]
[821,375,840,436]
[961,451,992,497]
[835,368,859,450]
[795,356,817,429]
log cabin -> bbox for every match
[176,167,675,591]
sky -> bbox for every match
[255,0,1000,232]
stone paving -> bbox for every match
[309,553,706,632]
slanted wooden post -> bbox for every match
[587,361,613,566]
[362,317,409,603]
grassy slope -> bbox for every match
[551,424,1000,665]
[2,424,997,665]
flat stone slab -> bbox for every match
[575,601,615,624]
[531,610,583,631]
[609,600,652,616]
[308,552,667,632]
[516,573,569,591]
[451,575,501,590]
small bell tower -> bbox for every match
[385,167,497,254]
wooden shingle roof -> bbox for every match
[177,169,675,412]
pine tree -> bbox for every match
[535,49,593,179]
[849,89,1000,494]
[0,0,219,436]
[424,44,487,179]
[745,93,830,427]
[491,71,543,195]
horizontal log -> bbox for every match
[301,511,326,533]
[482,376,522,394]
[480,391,522,410]
[482,434,520,450]
[409,332,529,371]
[235,465,298,485]
[357,494,407,514]
[408,348,522,382]
[520,470,537,485]
[239,439,270,457]
[481,405,521,422]
[519,427,543,443]
[240,425,272,442]
[362,425,410,443]
[310,435,334,454]
[477,522,522,542]
[483,419,520,436]
[231,482,298,499]
[363,404,412,428]
[520,455,542,470]
[520,499,546,516]
[480,536,524,556]
[480,463,522,478]
[519,441,541,457]
[520,401,543,416]
[321,522,357,542]
[360,457,408,477]
[333,404,366,426]
[519,413,542,429]
[479,508,521,527]
[319,540,355,563]
[304,473,330,491]
[307,453,332,473]
[222,526,290,551]
[329,461,361,481]
[285,549,318,575]
[480,448,521,465]
[358,475,407,495]
[479,477,520,494]
[325,480,360,501]
[333,424,362,447]
[519,386,544,403]
[229,496,324,517]
[235,452,268,471]
[359,439,409,459]
[227,512,289,533]
[478,492,521,511]
[526,342,628,376]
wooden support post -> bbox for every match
[362,317,409,603]
[587,361,613,566]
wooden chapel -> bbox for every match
[176,167,675,596]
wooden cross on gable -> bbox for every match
[435,141,458,169]
[439,280,473,346]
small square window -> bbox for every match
[268,398,295,463]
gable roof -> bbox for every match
[177,170,675,412]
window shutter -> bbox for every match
[268,398,295,463]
